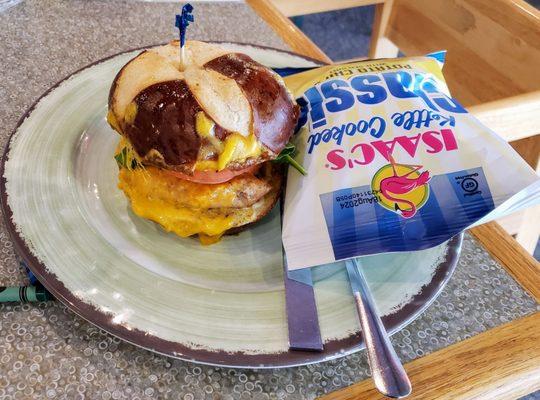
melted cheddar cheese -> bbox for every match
[217,133,261,170]
[107,110,121,133]
[195,111,223,155]
[194,112,261,171]
[117,167,256,243]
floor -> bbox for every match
[292,6,375,61]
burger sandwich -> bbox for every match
[107,41,300,244]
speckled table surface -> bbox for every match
[0,1,538,399]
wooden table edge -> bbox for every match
[320,311,540,400]
[246,2,540,398]
[246,0,332,64]
[470,222,540,303]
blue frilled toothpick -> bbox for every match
[175,3,194,71]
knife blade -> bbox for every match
[283,253,323,351]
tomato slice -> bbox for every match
[165,164,260,184]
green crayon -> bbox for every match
[0,284,53,303]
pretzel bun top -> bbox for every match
[108,41,299,173]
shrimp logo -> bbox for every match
[371,155,431,218]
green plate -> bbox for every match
[1,43,462,368]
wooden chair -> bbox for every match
[269,0,540,253]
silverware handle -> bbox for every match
[347,259,412,398]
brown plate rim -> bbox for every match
[0,43,463,368]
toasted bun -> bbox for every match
[108,41,299,172]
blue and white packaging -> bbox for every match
[282,53,539,270]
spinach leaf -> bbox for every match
[273,143,307,175]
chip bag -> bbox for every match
[282,52,539,270]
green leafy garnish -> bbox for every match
[273,143,307,175]
[114,147,127,168]
[114,147,140,170]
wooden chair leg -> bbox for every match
[516,155,540,254]
[498,138,540,255]
[516,205,540,254]
[369,0,399,58]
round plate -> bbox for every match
[1,43,462,368]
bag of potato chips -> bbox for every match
[282,52,539,270]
